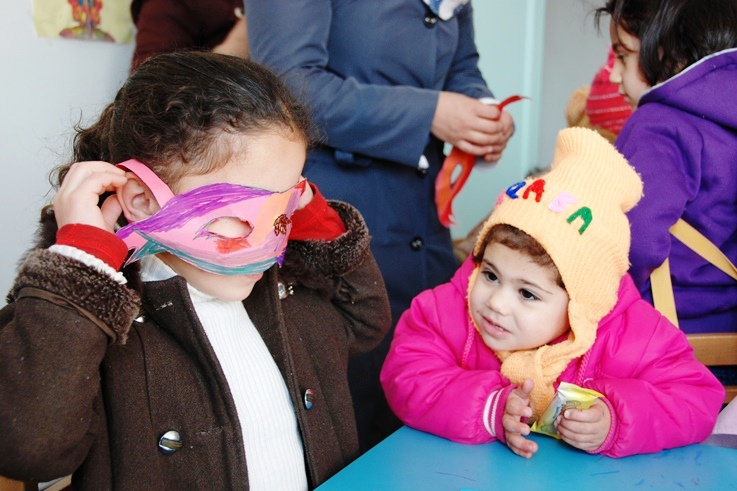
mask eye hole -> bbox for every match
[203,217,253,240]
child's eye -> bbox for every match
[611,50,628,64]
[483,270,499,283]
[520,289,539,301]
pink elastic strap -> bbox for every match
[117,159,175,206]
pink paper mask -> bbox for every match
[115,159,305,275]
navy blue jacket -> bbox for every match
[246,0,493,324]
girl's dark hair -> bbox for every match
[472,223,565,289]
[595,0,737,86]
[54,51,315,188]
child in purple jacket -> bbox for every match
[595,0,737,334]
[380,128,723,458]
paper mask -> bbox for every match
[115,159,305,275]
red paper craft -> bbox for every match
[435,95,528,227]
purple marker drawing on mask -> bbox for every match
[115,159,305,275]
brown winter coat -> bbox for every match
[0,201,391,490]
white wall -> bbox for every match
[538,0,611,166]
[0,0,611,303]
[452,0,546,239]
[0,2,134,301]
[451,0,611,239]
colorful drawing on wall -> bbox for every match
[34,0,133,44]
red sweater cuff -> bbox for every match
[56,224,129,271]
[289,184,347,241]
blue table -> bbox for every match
[316,427,737,490]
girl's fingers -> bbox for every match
[54,161,128,230]
[100,194,124,231]
[62,162,127,194]
[61,161,125,186]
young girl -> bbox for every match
[0,52,391,489]
[380,127,724,459]
[595,0,737,334]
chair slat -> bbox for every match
[687,333,737,404]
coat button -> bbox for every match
[303,389,315,410]
[410,237,424,250]
[423,14,437,28]
[158,430,183,455]
[277,282,293,300]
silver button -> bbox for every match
[278,282,294,300]
[158,430,182,454]
[304,389,315,410]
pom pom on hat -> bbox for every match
[470,127,643,421]
[565,85,590,129]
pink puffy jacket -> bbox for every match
[380,258,724,457]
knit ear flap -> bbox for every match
[566,296,600,350]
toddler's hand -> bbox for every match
[503,379,538,459]
[555,398,611,452]
[53,161,128,233]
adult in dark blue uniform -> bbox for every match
[245,0,515,451]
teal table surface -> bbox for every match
[316,426,737,491]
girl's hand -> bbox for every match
[555,398,611,452]
[503,379,538,459]
[53,161,128,233]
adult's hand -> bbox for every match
[431,92,515,158]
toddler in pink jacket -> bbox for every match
[380,127,723,458]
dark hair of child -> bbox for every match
[472,223,565,289]
[595,0,737,86]
[54,51,315,189]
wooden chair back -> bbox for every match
[687,333,737,404]
[0,476,71,491]
[0,477,30,491]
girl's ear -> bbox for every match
[116,174,162,223]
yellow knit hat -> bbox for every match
[469,127,643,421]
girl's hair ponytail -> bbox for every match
[73,104,116,163]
